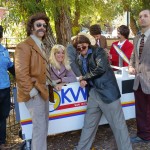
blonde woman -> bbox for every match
[49,44,77,91]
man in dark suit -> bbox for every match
[129,9,150,143]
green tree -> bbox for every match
[121,0,150,35]
[2,0,56,51]
[1,0,149,48]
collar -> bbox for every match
[79,49,92,60]
[30,34,43,48]
[118,39,126,47]
[51,63,66,73]
[141,28,150,38]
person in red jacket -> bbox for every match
[109,25,134,67]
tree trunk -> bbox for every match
[72,0,80,35]
[121,0,139,36]
[55,6,72,46]
[44,24,56,55]
[130,14,139,36]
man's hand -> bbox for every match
[54,84,63,91]
[80,80,87,88]
[128,66,136,75]
[79,76,83,81]
[79,76,87,87]
[54,83,66,91]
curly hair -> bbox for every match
[49,44,71,70]
[73,35,91,49]
[26,12,49,37]
[89,24,101,35]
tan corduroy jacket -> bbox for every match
[15,37,49,102]
[129,34,150,94]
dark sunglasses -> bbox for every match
[77,46,87,51]
[35,23,47,29]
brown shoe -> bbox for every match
[0,144,9,150]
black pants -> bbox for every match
[0,87,10,145]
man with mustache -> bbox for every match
[109,25,133,67]
[15,13,53,150]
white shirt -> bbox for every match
[30,34,44,53]
[117,40,126,48]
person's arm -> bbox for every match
[54,83,66,91]
[104,36,108,49]
[128,39,136,75]
[6,50,16,77]
[61,69,77,83]
[125,42,134,60]
[82,48,108,81]
[128,50,136,75]
[67,44,81,76]
[15,43,37,98]
[123,42,134,66]
[109,43,119,65]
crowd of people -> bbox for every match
[0,8,150,150]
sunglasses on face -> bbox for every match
[77,46,87,51]
[35,23,47,29]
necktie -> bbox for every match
[139,34,145,59]
[41,44,54,102]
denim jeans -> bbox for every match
[0,87,10,145]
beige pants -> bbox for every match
[25,94,49,150]
[76,88,132,150]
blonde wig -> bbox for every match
[49,44,71,70]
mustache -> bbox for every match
[36,29,46,33]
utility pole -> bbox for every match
[126,11,130,27]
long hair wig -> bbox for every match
[26,12,49,37]
[49,44,71,70]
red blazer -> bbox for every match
[109,40,133,67]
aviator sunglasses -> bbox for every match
[77,46,87,51]
[35,23,47,29]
